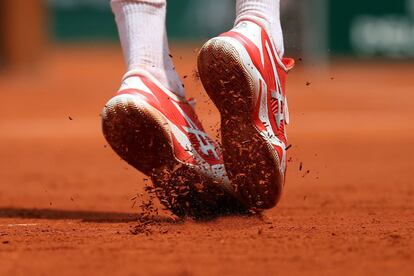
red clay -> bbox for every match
[0,46,413,275]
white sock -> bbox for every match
[235,0,284,57]
[111,0,185,97]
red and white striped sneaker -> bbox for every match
[101,70,241,217]
[197,20,294,209]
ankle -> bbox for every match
[235,0,284,57]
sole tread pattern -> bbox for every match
[102,97,245,217]
[198,39,282,209]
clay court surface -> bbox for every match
[0,46,413,275]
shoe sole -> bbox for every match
[102,94,244,217]
[198,38,283,209]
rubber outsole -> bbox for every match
[102,95,245,218]
[197,38,283,209]
[102,96,173,175]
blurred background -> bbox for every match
[2,0,414,69]
[0,2,413,274]
[0,0,413,213]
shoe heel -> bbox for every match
[102,95,174,175]
[197,38,254,115]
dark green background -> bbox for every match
[328,0,409,54]
[49,0,234,41]
[49,0,413,56]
